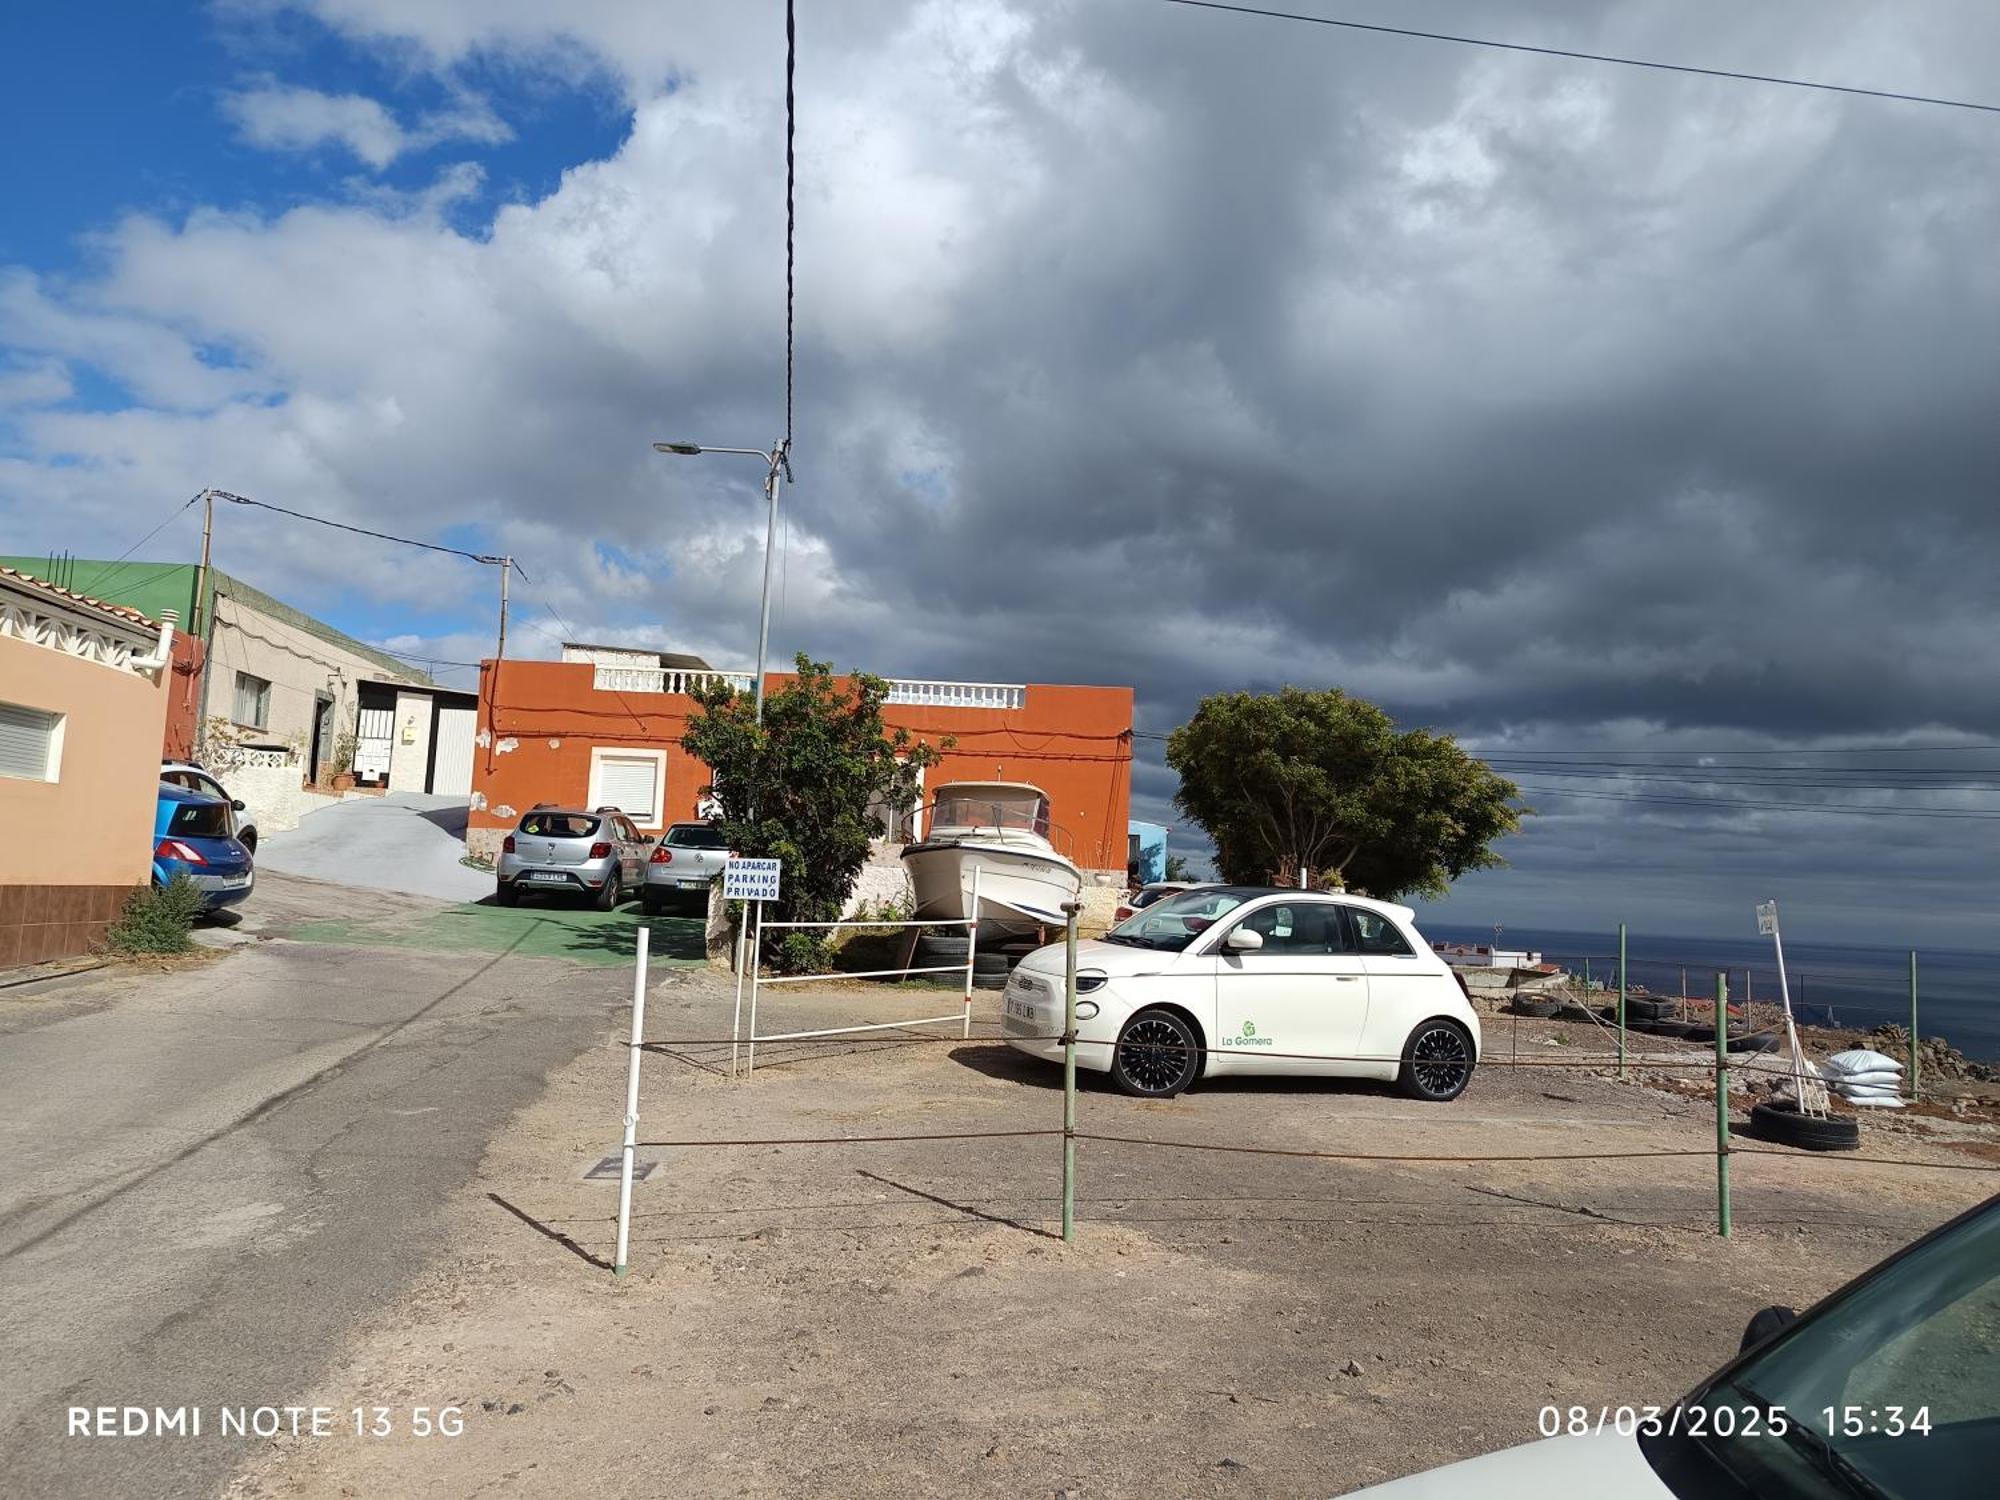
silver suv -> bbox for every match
[641,821,733,915]
[496,806,651,909]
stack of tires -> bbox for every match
[912,931,1011,989]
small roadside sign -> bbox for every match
[1756,901,1778,936]
[724,857,782,902]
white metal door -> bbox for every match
[430,705,476,796]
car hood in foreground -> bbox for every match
[1013,937,1191,980]
[1344,1433,1669,1498]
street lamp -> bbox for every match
[651,437,792,722]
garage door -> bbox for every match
[430,705,477,796]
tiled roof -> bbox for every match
[0,564,162,630]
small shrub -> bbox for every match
[107,875,204,955]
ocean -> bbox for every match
[1423,923,2000,1064]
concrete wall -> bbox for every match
[220,751,361,835]
[389,689,436,791]
[0,628,168,964]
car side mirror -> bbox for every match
[1739,1305,1798,1353]
[232,799,246,811]
[1223,927,1264,953]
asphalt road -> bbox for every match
[0,875,632,1498]
[254,792,494,904]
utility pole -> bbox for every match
[497,556,511,663]
[194,489,219,743]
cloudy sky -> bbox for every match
[4,1,1999,945]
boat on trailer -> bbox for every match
[900,782,1083,934]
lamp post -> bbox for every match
[651,439,792,723]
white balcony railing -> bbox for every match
[590,665,1022,710]
[593,665,757,695]
[886,679,1025,710]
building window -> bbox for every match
[234,672,272,730]
[587,747,666,828]
[0,702,63,782]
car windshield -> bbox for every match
[1651,1200,2000,1500]
[665,824,729,848]
[1130,884,1185,910]
[168,800,231,838]
[1103,886,1252,951]
[519,812,599,839]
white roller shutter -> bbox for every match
[0,703,61,781]
[591,752,662,825]
[430,705,477,796]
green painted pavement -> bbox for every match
[291,901,710,966]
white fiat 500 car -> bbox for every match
[1002,885,1479,1100]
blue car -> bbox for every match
[152,782,255,910]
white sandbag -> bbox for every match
[1826,1049,1904,1079]
[1833,1083,1903,1100]
[1843,1094,1906,1109]
[1833,1070,1903,1089]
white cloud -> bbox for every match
[221,80,512,169]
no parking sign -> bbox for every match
[723,857,782,903]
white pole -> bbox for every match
[730,897,749,1079]
[963,865,982,1038]
[613,924,651,1278]
[746,902,764,1076]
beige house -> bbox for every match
[0,566,175,966]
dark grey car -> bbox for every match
[496,807,650,909]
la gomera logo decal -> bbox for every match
[1225,1020,1274,1048]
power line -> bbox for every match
[213,490,523,573]
[1156,1,2000,115]
[1512,783,2000,820]
[71,491,203,597]
[784,0,797,446]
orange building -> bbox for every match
[466,646,1133,876]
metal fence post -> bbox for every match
[1909,950,1920,1098]
[730,897,749,1079]
[963,865,982,1039]
[1062,900,1081,1245]
[745,903,764,1076]
[614,924,651,1277]
[1714,970,1732,1239]
[1617,923,1627,1079]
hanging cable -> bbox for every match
[784,0,797,445]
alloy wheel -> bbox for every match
[1116,1013,1196,1095]
[1410,1024,1471,1099]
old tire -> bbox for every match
[973,951,1012,975]
[916,932,971,963]
[1728,1032,1781,1054]
[1632,1018,1696,1039]
[1399,1018,1476,1103]
[595,869,622,911]
[495,880,519,907]
[971,969,1008,991]
[1748,1100,1861,1152]
[1624,997,1676,1022]
[1555,1002,1597,1023]
[1511,997,1559,1018]
[1110,1007,1202,1098]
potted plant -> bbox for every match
[327,731,359,790]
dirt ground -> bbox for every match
[226,975,1998,1500]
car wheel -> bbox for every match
[495,880,518,907]
[239,830,257,855]
[1747,1100,1861,1152]
[1109,1007,1201,1098]
[1399,1018,1475,1102]
[595,870,622,911]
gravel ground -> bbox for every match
[227,971,1998,1499]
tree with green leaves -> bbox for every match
[681,655,948,971]
[1165,687,1524,900]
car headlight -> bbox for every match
[1075,970,1108,994]
[1075,1000,1100,1021]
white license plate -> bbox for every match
[675,879,708,889]
[1005,998,1036,1021]
[526,872,570,884]
[222,874,252,889]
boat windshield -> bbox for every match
[931,789,1051,839]
[1102,886,1251,951]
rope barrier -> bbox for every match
[637,1129,1061,1149]
[1072,1133,1721,1164]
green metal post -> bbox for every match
[1617,924,1627,1079]
[1062,901,1080,1245]
[1909,950,1919,1098]
[1715,971,1732,1239]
